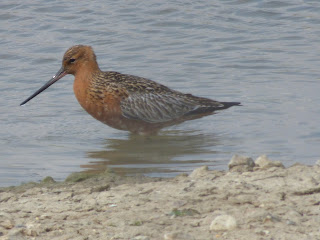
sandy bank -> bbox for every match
[0,155,320,240]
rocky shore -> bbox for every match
[0,155,320,240]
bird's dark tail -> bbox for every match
[184,101,241,118]
[219,101,241,110]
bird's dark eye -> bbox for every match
[69,58,76,63]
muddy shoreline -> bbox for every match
[1,155,320,240]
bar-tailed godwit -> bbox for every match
[21,45,240,135]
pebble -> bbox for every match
[286,220,296,225]
[164,232,195,240]
[262,213,281,223]
[1,219,14,229]
[189,166,209,178]
[210,215,237,231]
[255,229,270,236]
[24,222,40,237]
[7,229,25,240]
[132,236,150,240]
[228,155,255,172]
[286,210,302,224]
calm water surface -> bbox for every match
[1,0,320,186]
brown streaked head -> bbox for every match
[61,45,99,75]
[20,45,99,106]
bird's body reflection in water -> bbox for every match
[81,130,225,177]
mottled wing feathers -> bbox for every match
[121,92,194,123]
[120,91,229,123]
[97,72,238,124]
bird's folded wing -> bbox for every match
[120,92,197,123]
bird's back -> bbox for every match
[89,71,240,125]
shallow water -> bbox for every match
[1,0,320,186]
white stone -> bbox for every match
[210,215,237,231]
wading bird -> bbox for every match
[21,45,240,135]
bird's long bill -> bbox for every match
[20,67,67,106]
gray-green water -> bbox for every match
[1,0,320,186]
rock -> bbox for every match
[262,213,281,223]
[90,184,110,193]
[0,193,14,203]
[169,208,200,217]
[0,212,14,229]
[228,155,255,172]
[164,232,195,240]
[132,236,150,240]
[255,229,270,236]
[1,219,14,229]
[41,176,56,183]
[7,229,25,240]
[24,222,40,237]
[189,166,209,178]
[286,220,297,225]
[65,172,95,182]
[255,155,284,169]
[285,210,302,224]
[210,215,237,231]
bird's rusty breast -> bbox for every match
[63,46,129,122]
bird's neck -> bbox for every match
[75,60,100,78]
[73,62,101,108]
